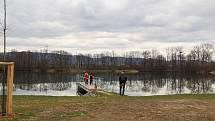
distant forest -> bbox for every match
[0,43,215,74]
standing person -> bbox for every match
[119,71,127,96]
[84,71,89,85]
[90,74,94,85]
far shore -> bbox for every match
[11,68,215,75]
[15,68,141,74]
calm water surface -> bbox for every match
[1,72,215,96]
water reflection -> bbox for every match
[96,73,215,96]
[0,72,215,96]
[0,72,78,96]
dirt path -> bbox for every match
[96,90,114,96]
[69,99,215,121]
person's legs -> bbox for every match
[119,84,122,95]
[122,83,125,95]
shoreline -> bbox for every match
[11,68,215,75]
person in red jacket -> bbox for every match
[84,72,89,85]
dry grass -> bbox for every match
[0,94,215,121]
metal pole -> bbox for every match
[3,1,6,59]
[2,0,7,116]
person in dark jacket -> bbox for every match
[89,74,94,85]
[119,71,127,96]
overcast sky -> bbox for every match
[0,0,215,54]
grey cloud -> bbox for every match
[0,0,214,52]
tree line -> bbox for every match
[0,43,215,74]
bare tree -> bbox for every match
[200,43,214,62]
[193,45,201,61]
[142,50,151,70]
[142,50,151,59]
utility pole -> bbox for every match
[3,0,6,60]
[2,0,7,116]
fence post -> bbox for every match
[6,63,14,116]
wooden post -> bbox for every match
[6,63,14,116]
[0,62,14,116]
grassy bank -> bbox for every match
[1,94,215,121]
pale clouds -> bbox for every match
[0,0,215,53]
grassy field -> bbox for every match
[0,94,215,121]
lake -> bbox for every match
[1,72,215,96]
